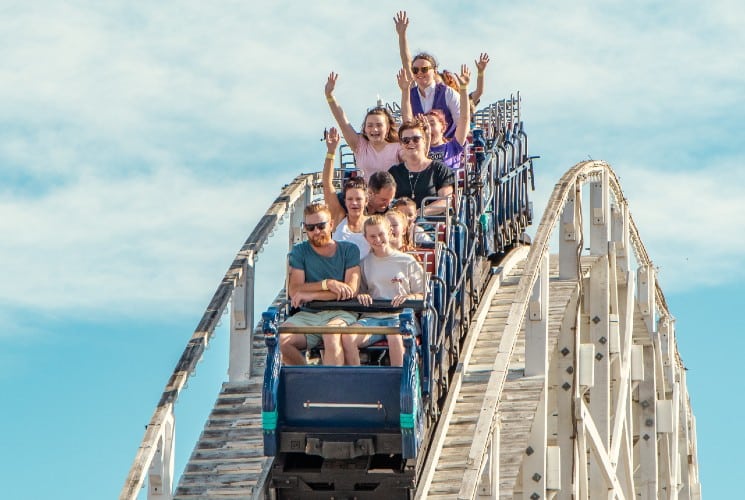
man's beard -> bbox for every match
[309,232,332,247]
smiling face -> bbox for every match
[304,211,333,248]
[344,186,367,217]
[368,185,395,214]
[364,113,388,144]
[412,55,436,88]
[399,124,426,162]
[364,221,391,253]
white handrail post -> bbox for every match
[559,181,580,279]
[147,409,175,500]
[590,170,609,256]
[524,253,549,498]
[477,413,500,498]
[229,252,255,382]
[526,253,549,376]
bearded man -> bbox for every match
[279,202,361,365]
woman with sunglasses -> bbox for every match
[324,73,400,179]
[323,127,370,259]
[388,120,455,215]
[394,11,460,139]
[398,65,471,170]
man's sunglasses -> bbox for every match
[401,135,423,145]
[411,66,432,75]
[304,221,328,232]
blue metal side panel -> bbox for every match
[279,366,402,429]
[262,307,281,456]
[399,319,423,459]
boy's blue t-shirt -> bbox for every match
[288,240,360,283]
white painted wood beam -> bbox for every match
[556,288,579,500]
[559,181,581,280]
[229,253,254,382]
[526,253,549,376]
[477,413,500,498]
[523,391,548,499]
[590,170,610,256]
[147,409,175,500]
[638,344,659,499]
[579,401,626,499]
[589,254,611,498]
[636,265,656,336]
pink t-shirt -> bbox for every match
[354,138,400,178]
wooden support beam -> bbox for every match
[477,413,500,498]
[590,171,609,256]
[229,253,255,382]
[555,286,579,500]
[559,181,580,280]
[147,408,175,500]
[579,401,627,498]
[637,265,656,336]
[526,253,549,376]
[523,389,547,500]
[638,344,659,499]
[588,254,611,498]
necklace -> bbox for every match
[407,164,429,201]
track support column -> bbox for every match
[524,253,549,498]
[147,408,175,500]
[477,412,501,498]
[229,252,255,382]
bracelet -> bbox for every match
[326,95,335,103]
[321,279,328,291]
[325,153,335,160]
[478,71,484,76]
[460,85,468,90]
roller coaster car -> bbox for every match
[261,305,424,498]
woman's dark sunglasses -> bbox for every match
[304,221,328,232]
[411,66,432,75]
[401,136,423,145]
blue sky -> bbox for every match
[1,1,743,498]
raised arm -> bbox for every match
[322,127,346,225]
[394,11,413,80]
[453,64,472,146]
[325,72,360,151]
[397,68,414,122]
[471,52,490,104]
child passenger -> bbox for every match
[342,215,425,367]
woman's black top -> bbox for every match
[388,160,454,207]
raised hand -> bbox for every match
[326,126,340,153]
[397,67,413,91]
[393,11,409,35]
[475,53,490,73]
[456,64,472,88]
[325,72,338,97]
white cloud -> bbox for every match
[618,159,745,291]
[1,0,744,331]
[0,168,279,322]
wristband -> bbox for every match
[321,279,328,291]
[325,153,335,160]
[478,71,484,76]
[460,85,468,90]
[326,95,335,103]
